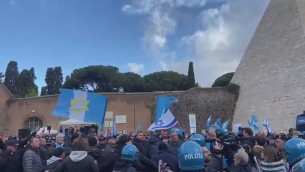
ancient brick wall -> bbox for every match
[0,83,237,135]
[163,87,238,133]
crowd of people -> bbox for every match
[1,126,305,172]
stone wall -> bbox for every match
[0,83,238,135]
[166,87,238,133]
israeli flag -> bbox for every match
[263,120,272,133]
[52,89,108,124]
[148,109,178,131]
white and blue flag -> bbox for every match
[52,89,108,124]
[263,120,272,133]
[148,109,177,131]
[111,117,116,136]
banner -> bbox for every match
[189,114,196,134]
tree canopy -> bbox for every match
[212,72,235,87]
[41,67,63,96]
[16,68,38,97]
[63,65,119,92]
[2,60,199,96]
[143,71,188,91]
[4,61,19,95]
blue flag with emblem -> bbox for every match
[155,95,179,121]
[148,109,178,131]
[52,89,108,124]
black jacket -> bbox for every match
[51,151,99,172]
[132,139,152,159]
[168,141,182,157]
[148,137,160,160]
[45,156,63,170]
[112,160,138,172]
[88,147,102,161]
[154,150,179,172]
[235,163,251,172]
[0,149,24,172]
[99,144,119,172]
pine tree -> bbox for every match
[187,61,196,89]
[44,67,63,95]
[40,86,47,96]
[16,68,38,97]
[4,61,19,95]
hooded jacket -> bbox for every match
[45,156,62,170]
[51,151,99,172]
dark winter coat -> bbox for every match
[132,139,152,158]
[45,156,63,170]
[168,141,182,157]
[205,154,223,172]
[99,144,119,172]
[88,147,102,161]
[50,151,99,172]
[235,163,252,172]
[148,136,160,159]
[154,150,179,172]
[0,149,24,172]
[112,160,138,172]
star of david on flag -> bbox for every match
[148,109,177,131]
[52,89,108,124]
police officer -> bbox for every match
[112,144,139,172]
[178,141,224,172]
[284,138,305,171]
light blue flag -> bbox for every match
[222,119,231,129]
[213,118,223,129]
[52,89,108,124]
[248,115,260,131]
[155,95,179,121]
[111,117,116,136]
[136,121,141,132]
[205,115,212,129]
[148,109,178,131]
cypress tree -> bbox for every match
[187,61,196,89]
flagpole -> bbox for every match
[177,122,183,131]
